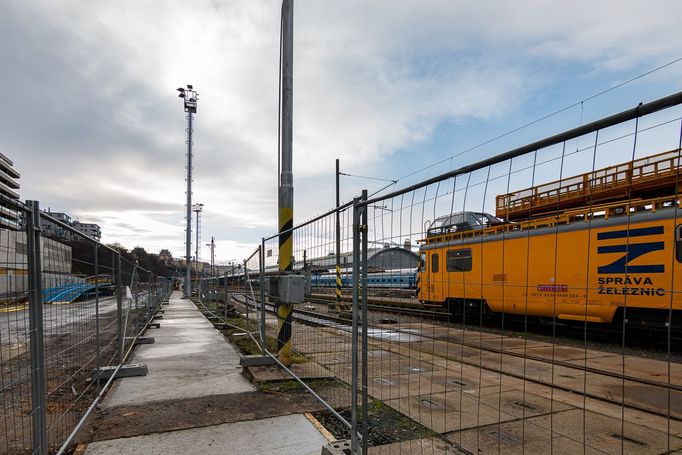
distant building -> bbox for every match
[41,210,102,242]
[72,221,101,241]
[159,249,173,264]
[0,152,21,230]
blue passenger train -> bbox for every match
[310,268,417,289]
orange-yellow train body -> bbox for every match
[418,208,682,324]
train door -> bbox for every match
[429,251,442,303]
[419,252,429,301]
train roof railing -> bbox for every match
[496,148,682,221]
[420,194,681,246]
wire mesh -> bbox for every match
[256,209,358,434]
[350,106,682,453]
[35,214,122,453]
[0,206,171,454]
[0,206,34,453]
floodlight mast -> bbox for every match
[179,84,199,298]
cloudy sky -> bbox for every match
[5,0,682,263]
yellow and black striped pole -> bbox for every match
[277,207,293,366]
[277,0,294,367]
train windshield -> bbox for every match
[470,212,503,227]
[427,212,503,236]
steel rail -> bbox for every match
[234,292,682,422]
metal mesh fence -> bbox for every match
[223,93,682,454]
[348,103,682,453]
[0,205,34,453]
[0,202,170,454]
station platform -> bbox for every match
[80,291,329,455]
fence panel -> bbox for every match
[0,204,37,453]
[350,103,682,453]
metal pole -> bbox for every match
[116,253,123,364]
[116,253,126,365]
[26,200,47,455]
[350,196,361,454]
[259,240,267,355]
[185,108,193,298]
[94,244,101,393]
[336,158,342,312]
[360,189,368,454]
[195,206,199,289]
[244,260,249,330]
[277,0,294,367]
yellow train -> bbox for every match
[417,149,682,328]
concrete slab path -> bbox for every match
[86,414,328,455]
[84,291,328,454]
[103,295,254,408]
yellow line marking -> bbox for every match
[0,304,28,313]
[304,412,335,442]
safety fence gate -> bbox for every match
[0,199,171,454]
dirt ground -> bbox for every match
[78,389,327,443]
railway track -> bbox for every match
[307,291,682,349]
[226,291,682,424]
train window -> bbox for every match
[677,225,682,263]
[447,248,472,272]
[420,253,426,272]
[431,253,439,273]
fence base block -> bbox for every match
[152,315,163,320]
[320,440,351,455]
[126,336,155,345]
[148,323,161,329]
[94,364,148,381]
[240,355,277,367]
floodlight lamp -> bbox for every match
[187,84,193,89]
[177,87,185,92]
[178,93,185,98]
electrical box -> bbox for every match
[268,275,305,305]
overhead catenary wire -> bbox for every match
[395,57,682,184]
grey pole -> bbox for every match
[195,205,199,287]
[116,253,124,364]
[259,240,267,355]
[360,189,369,454]
[94,244,101,393]
[185,108,193,298]
[350,195,360,454]
[276,0,295,366]
[26,201,47,455]
[335,158,341,312]
[178,85,198,298]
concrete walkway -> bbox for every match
[84,291,328,455]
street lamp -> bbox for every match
[178,84,198,298]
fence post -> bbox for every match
[259,240,267,355]
[116,253,124,364]
[26,200,48,454]
[360,189,369,454]
[94,244,101,393]
[350,195,361,454]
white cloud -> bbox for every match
[6,0,682,263]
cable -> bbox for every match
[338,172,397,183]
[395,57,682,183]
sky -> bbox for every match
[4,0,682,264]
